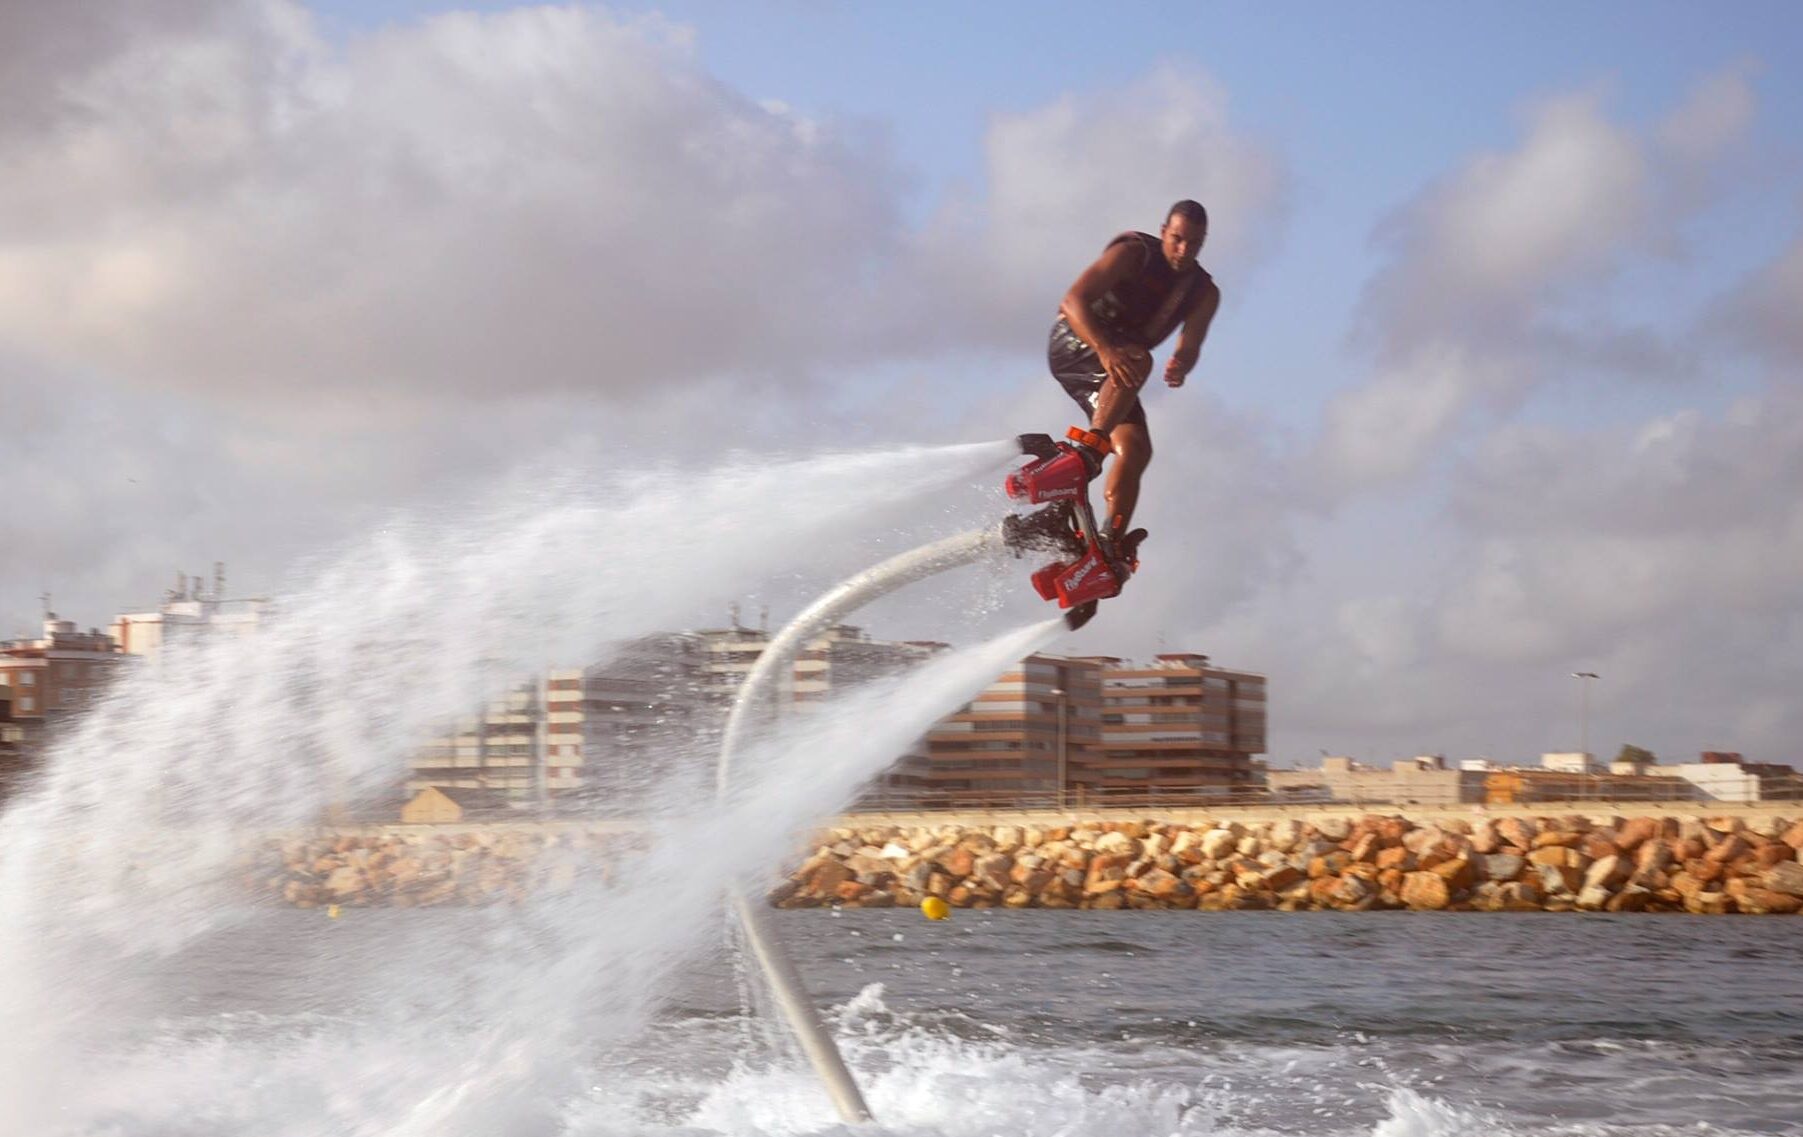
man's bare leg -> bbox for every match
[1103,421,1152,533]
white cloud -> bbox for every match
[0,2,907,410]
[1720,221,1803,367]
[909,64,1289,350]
[1657,62,1758,166]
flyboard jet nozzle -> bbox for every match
[1003,432,1144,628]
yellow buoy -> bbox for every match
[920,896,950,921]
[326,904,342,919]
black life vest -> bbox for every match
[1087,231,1210,349]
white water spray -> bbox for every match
[0,440,1067,1134]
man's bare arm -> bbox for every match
[1164,279,1221,388]
[1059,242,1151,391]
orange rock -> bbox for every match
[1375,847,1416,872]
[1137,867,1182,897]
[1263,865,1303,892]
[1704,835,1749,865]
[1736,887,1802,914]
[1431,857,1476,890]
[1496,818,1538,850]
[938,847,976,878]
[1615,817,1660,852]
[1581,834,1621,860]
[1401,871,1451,910]
[808,860,853,896]
[1686,858,1724,885]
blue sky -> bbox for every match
[3,2,1800,765]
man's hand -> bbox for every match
[1164,351,1195,388]
[1102,344,1153,390]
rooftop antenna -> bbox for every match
[728,601,741,629]
[758,604,769,632]
[213,561,226,602]
[40,591,51,619]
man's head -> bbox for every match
[1160,200,1208,270]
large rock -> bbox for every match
[1262,865,1303,892]
[1468,821,1500,855]
[1168,829,1207,863]
[937,846,976,878]
[1615,816,1661,852]
[1584,855,1630,892]
[1703,835,1749,865]
[1135,867,1184,898]
[1484,853,1527,882]
[1736,887,1802,915]
[1635,840,1673,875]
[1311,816,1352,841]
[1402,826,1447,858]
[1536,863,1579,896]
[1429,856,1477,892]
[1605,885,1652,913]
[975,854,1015,891]
[1760,861,1803,898]
[1199,829,1240,861]
[1084,853,1130,895]
[1332,874,1373,907]
[1375,846,1416,872]
[323,865,366,899]
[1581,833,1621,860]
[1400,871,1451,910]
[1497,817,1538,850]
[1095,831,1141,857]
[1268,819,1302,852]
[1576,883,1613,910]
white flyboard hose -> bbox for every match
[716,525,1005,1125]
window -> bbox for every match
[18,696,33,712]
[20,672,35,687]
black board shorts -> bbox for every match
[1046,316,1148,429]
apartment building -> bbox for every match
[1085,653,1268,795]
[110,565,270,659]
[0,615,127,723]
[0,682,27,796]
[694,620,935,709]
[900,654,1103,807]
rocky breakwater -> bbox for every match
[772,813,1803,914]
[260,830,607,908]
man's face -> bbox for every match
[1160,214,1206,270]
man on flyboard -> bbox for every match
[1004,201,1220,625]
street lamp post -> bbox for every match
[1050,686,1069,813]
[1572,671,1599,800]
